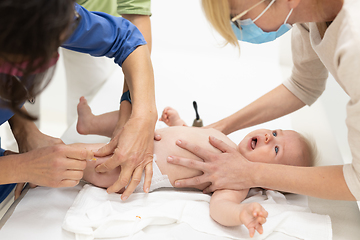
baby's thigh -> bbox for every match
[83,157,120,189]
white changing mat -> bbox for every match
[63,184,332,240]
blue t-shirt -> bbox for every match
[0,3,146,127]
[63,3,146,67]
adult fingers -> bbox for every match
[62,170,84,181]
[209,136,236,153]
[143,161,153,193]
[203,185,216,194]
[58,179,81,188]
[94,139,117,157]
[47,170,84,188]
[67,160,87,171]
[120,166,144,200]
[167,155,207,171]
[106,166,132,194]
[167,155,212,187]
[95,148,123,173]
[173,174,208,188]
[175,139,213,161]
[65,146,94,161]
[14,183,26,200]
[28,183,38,188]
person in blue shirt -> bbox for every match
[0,0,157,205]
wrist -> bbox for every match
[0,154,27,184]
[9,115,38,142]
[247,161,265,188]
[131,106,158,126]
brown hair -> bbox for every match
[0,0,77,120]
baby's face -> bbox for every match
[237,129,307,166]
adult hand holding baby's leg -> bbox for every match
[94,117,155,200]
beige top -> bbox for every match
[283,0,360,199]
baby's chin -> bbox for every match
[237,138,248,153]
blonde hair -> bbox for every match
[201,0,239,48]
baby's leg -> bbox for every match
[76,97,119,137]
[71,142,124,192]
[159,107,187,126]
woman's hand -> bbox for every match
[167,136,254,193]
[94,117,155,200]
[15,145,93,188]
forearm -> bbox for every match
[252,163,356,200]
[122,45,157,123]
[210,199,243,226]
[213,84,305,135]
[0,154,27,184]
[210,190,248,226]
[8,107,39,150]
[117,82,132,132]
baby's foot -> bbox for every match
[76,97,95,135]
[159,107,187,127]
[240,202,268,238]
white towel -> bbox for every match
[62,184,332,240]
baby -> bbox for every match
[75,97,314,238]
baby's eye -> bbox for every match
[275,146,279,154]
[272,131,277,137]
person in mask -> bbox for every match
[0,0,157,211]
[166,0,360,201]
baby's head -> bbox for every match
[237,129,316,167]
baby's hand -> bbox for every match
[240,203,268,238]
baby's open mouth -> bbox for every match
[251,137,257,150]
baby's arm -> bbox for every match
[210,189,268,238]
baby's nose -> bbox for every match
[265,133,272,143]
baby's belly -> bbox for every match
[153,126,235,190]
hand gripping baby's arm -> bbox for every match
[209,189,268,238]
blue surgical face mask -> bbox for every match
[231,0,293,44]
